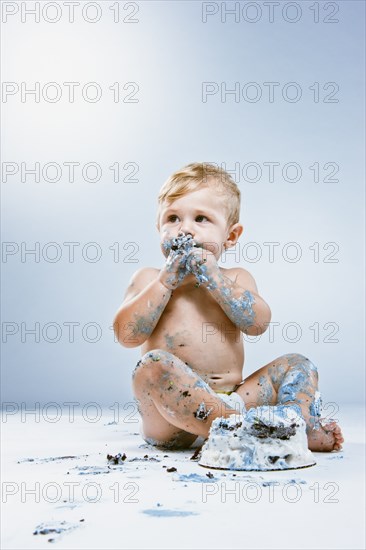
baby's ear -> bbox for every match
[226,223,243,248]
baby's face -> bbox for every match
[158,187,231,259]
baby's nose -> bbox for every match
[178,228,194,238]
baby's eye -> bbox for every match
[196,215,209,222]
[167,215,179,223]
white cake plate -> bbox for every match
[198,459,317,472]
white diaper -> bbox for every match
[217,391,246,415]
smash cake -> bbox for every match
[199,405,316,471]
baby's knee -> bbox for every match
[285,353,318,378]
[132,349,178,385]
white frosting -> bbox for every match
[199,405,316,471]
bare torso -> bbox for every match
[141,267,245,392]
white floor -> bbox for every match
[1,404,365,550]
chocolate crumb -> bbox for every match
[107,453,127,464]
[190,446,203,460]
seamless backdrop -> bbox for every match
[1,0,365,408]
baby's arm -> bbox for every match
[113,250,187,347]
[208,267,271,336]
[113,267,171,348]
[185,247,270,335]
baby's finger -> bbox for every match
[187,249,207,266]
[166,250,185,270]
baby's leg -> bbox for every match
[132,349,237,449]
[236,353,344,452]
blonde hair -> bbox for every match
[157,162,241,229]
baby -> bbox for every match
[113,163,343,452]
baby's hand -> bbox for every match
[185,247,219,287]
[158,249,188,290]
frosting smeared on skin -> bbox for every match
[277,355,317,405]
[309,390,322,418]
[206,271,256,331]
[258,375,274,404]
[164,334,175,350]
[268,364,286,388]
[193,378,215,392]
[194,402,213,421]
[162,233,211,287]
[273,354,326,436]
[163,233,257,331]
[132,301,167,339]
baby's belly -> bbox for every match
[142,315,245,392]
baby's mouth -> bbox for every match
[162,233,209,261]
[162,233,199,252]
[171,233,196,251]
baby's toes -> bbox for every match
[333,432,344,450]
[320,420,337,432]
[333,425,344,440]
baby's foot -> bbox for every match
[307,419,344,452]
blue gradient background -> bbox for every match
[1,1,365,407]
